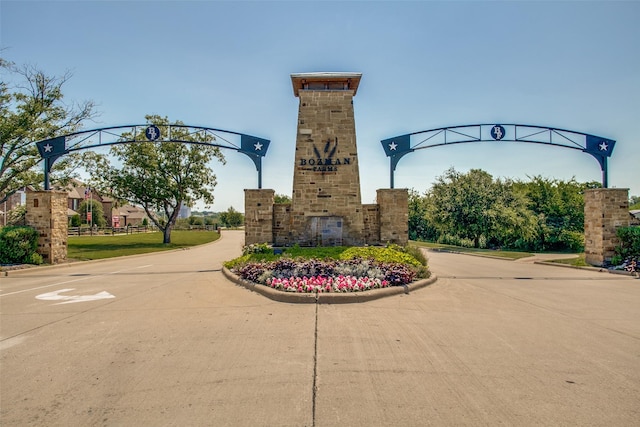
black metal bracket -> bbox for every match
[381,124,616,188]
[35,124,270,190]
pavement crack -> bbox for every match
[312,301,318,427]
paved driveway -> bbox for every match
[1,230,638,426]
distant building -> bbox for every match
[112,204,149,227]
[178,203,191,219]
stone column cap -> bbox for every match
[291,72,362,97]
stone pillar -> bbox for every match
[584,188,629,266]
[362,204,380,245]
[244,189,275,245]
[25,191,68,264]
[377,188,409,246]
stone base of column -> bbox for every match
[25,191,68,264]
[377,188,409,246]
[584,188,629,266]
[244,189,275,246]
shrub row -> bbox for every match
[0,226,43,265]
[612,226,640,272]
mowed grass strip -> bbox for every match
[410,241,533,260]
[68,230,220,260]
[548,253,590,267]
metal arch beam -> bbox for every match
[380,124,616,188]
[35,124,271,190]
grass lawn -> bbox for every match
[547,253,590,267]
[410,240,534,260]
[67,230,220,260]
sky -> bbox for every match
[2,0,639,212]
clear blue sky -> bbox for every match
[2,1,639,212]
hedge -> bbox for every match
[0,226,42,265]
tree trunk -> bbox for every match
[163,225,172,244]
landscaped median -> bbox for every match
[222,243,437,303]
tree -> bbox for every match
[219,206,244,228]
[77,199,106,227]
[95,115,225,243]
[408,189,436,241]
[0,58,96,203]
[274,193,292,204]
[512,176,598,251]
[425,168,536,248]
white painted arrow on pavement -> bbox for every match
[36,288,115,305]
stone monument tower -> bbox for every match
[244,72,408,247]
[289,72,365,246]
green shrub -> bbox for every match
[0,226,39,264]
[558,230,585,252]
[7,205,27,226]
[242,242,273,255]
[615,226,640,259]
[70,214,81,227]
[26,252,44,265]
[339,246,422,267]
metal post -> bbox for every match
[44,158,51,190]
[602,156,608,188]
[390,158,395,189]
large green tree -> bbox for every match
[512,176,599,251]
[219,206,244,228]
[77,199,106,227]
[96,115,225,243]
[0,59,96,203]
[425,168,536,248]
[408,188,436,241]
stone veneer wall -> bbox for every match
[25,191,68,264]
[362,204,380,245]
[290,89,364,246]
[273,204,292,246]
[584,188,629,266]
[377,189,409,246]
[244,189,274,246]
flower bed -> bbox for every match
[268,275,390,293]
[227,244,430,294]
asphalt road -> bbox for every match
[1,230,638,426]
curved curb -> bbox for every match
[222,267,438,304]
[534,261,639,278]
[427,248,519,261]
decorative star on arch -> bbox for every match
[598,141,608,151]
[388,141,398,151]
[44,144,53,153]
[254,141,263,151]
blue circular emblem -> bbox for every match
[490,125,506,141]
[145,125,161,141]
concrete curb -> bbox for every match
[427,248,518,261]
[222,267,438,304]
[534,261,639,278]
[427,248,639,278]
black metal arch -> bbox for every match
[381,124,616,188]
[35,124,270,190]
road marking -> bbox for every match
[0,264,153,298]
[36,288,115,305]
[0,277,95,297]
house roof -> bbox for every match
[112,205,148,219]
